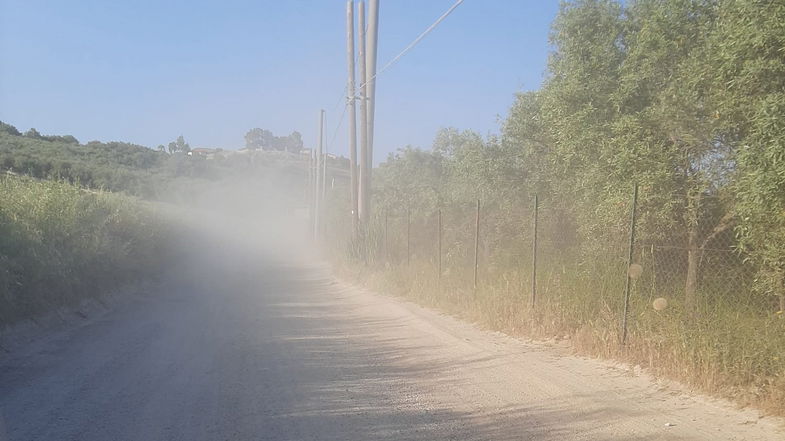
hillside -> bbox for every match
[0,121,346,200]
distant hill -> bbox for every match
[0,121,343,200]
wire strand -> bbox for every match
[358,0,465,90]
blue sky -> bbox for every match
[0,0,559,162]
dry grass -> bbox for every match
[333,256,785,416]
[0,175,173,326]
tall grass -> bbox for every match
[334,246,785,416]
[0,174,172,326]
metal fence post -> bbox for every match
[621,183,639,346]
[384,209,388,263]
[474,199,480,293]
[437,208,442,287]
[531,194,538,308]
[406,208,411,266]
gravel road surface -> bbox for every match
[1,237,782,440]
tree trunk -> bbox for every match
[685,223,700,314]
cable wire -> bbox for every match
[327,0,465,155]
[358,0,465,89]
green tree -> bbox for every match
[709,0,785,310]
[613,0,730,310]
[245,128,273,151]
[287,131,304,153]
[0,121,21,136]
[167,135,190,154]
[24,128,43,140]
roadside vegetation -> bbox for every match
[328,0,785,415]
[0,121,313,200]
[0,123,316,327]
[0,174,173,326]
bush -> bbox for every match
[0,175,172,325]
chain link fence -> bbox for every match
[322,183,785,409]
[335,187,776,342]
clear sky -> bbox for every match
[0,0,559,162]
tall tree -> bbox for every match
[245,128,274,151]
[709,0,785,310]
[616,0,728,310]
[167,135,190,154]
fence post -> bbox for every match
[437,208,442,287]
[473,199,480,293]
[531,194,538,308]
[384,209,389,263]
[621,183,639,346]
[406,208,411,266]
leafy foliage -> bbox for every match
[0,125,312,200]
[167,135,191,154]
[337,0,785,411]
[244,128,304,152]
[0,175,172,325]
[364,0,785,307]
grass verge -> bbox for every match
[334,257,785,417]
[0,174,173,326]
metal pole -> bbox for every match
[531,194,539,307]
[321,119,327,207]
[366,0,380,169]
[314,110,324,239]
[346,0,359,233]
[384,209,389,262]
[621,183,639,346]
[307,145,314,239]
[473,199,480,292]
[357,2,370,225]
[407,208,411,266]
[438,208,442,286]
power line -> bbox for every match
[323,38,360,155]
[326,101,348,154]
[358,0,465,90]
[326,0,465,157]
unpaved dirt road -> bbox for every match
[1,234,783,440]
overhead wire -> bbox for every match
[326,0,466,155]
[358,0,465,90]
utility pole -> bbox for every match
[308,142,314,239]
[357,1,370,225]
[314,109,325,239]
[321,121,327,205]
[346,0,359,233]
[366,0,380,169]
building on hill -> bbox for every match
[189,148,223,159]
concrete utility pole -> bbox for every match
[308,142,314,239]
[321,118,327,205]
[357,1,370,224]
[346,0,359,232]
[366,0,379,169]
[314,109,325,239]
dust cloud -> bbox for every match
[151,164,319,293]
